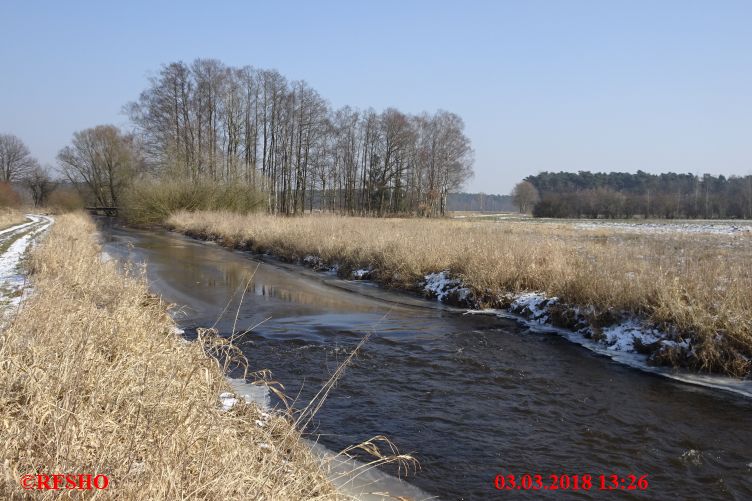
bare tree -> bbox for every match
[0,134,37,182]
[58,125,139,207]
[511,181,540,214]
[127,59,476,216]
[24,165,57,207]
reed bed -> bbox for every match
[168,211,752,377]
[0,213,338,500]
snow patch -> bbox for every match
[423,271,472,304]
[351,268,371,279]
[575,221,752,235]
[510,292,555,324]
[506,292,677,356]
[218,392,238,411]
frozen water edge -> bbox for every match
[305,439,433,501]
[419,270,752,398]
[465,303,752,399]
[218,377,432,500]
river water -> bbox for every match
[101,224,752,500]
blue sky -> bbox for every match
[1,0,750,194]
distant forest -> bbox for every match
[526,171,752,219]
[446,192,515,212]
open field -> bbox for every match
[451,211,752,234]
[168,211,752,378]
[0,213,337,499]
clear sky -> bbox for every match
[1,0,750,194]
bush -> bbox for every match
[47,187,85,213]
[121,178,266,225]
[0,183,22,208]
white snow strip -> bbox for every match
[0,215,54,313]
[574,221,752,235]
[0,218,36,237]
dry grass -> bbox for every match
[168,211,752,377]
[0,209,26,230]
[0,213,339,500]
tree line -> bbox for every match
[522,171,752,219]
[0,133,62,207]
[126,59,474,216]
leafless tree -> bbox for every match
[127,59,476,216]
[24,164,57,207]
[58,125,139,207]
[0,134,37,182]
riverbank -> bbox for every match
[166,210,752,379]
[0,213,337,499]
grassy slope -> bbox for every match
[0,213,337,500]
[167,210,752,377]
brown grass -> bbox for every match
[167,211,752,377]
[0,209,26,231]
[0,213,339,499]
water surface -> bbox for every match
[102,224,752,500]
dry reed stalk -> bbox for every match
[0,212,341,500]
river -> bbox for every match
[101,223,752,500]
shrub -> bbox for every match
[0,182,22,208]
[121,178,266,225]
[47,187,85,213]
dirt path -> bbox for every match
[0,214,54,312]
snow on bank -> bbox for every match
[422,274,685,362]
[351,268,372,279]
[423,271,472,303]
[422,271,752,398]
[506,292,679,355]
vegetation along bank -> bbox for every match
[0,212,337,499]
[167,210,752,379]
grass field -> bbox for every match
[0,209,26,231]
[0,213,337,500]
[168,211,752,378]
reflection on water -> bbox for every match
[102,223,752,501]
